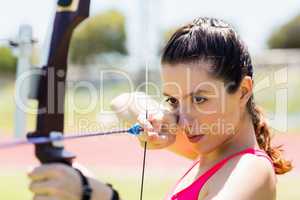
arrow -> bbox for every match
[0,123,143,149]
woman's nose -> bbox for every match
[178,114,193,128]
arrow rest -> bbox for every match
[27,131,75,165]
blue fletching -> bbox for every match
[128,123,143,135]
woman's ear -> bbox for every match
[239,76,253,107]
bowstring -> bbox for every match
[139,111,147,200]
[139,60,149,200]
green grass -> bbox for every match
[0,169,299,200]
[277,176,300,200]
[0,170,32,199]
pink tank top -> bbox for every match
[167,148,273,200]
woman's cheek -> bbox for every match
[196,113,221,135]
[193,101,218,115]
[204,99,239,135]
[223,101,241,134]
[193,101,233,135]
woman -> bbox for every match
[28,17,292,200]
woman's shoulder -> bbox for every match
[230,153,276,189]
[205,152,276,200]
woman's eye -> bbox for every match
[192,96,207,104]
[165,97,179,107]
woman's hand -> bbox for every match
[111,92,179,149]
[137,109,178,149]
[28,164,82,200]
[110,92,161,124]
[28,164,113,200]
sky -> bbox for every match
[0,0,300,55]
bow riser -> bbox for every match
[28,0,91,165]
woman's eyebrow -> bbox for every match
[163,92,180,100]
[183,89,211,98]
[192,88,211,95]
[163,89,210,99]
[163,92,172,97]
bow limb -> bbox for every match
[27,0,91,165]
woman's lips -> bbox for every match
[187,134,205,143]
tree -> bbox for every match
[163,27,177,44]
[268,14,300,49]
[0,46,17,74]
[70,10,127,65]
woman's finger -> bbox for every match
[145,133,176,149]
[33,194,57,200]
[29,179,61,196]
[137,113,154,131]
[28,164,66,181]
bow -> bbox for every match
[25,0,147,199]
[27,0,91,165]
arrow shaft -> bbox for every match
[0,128,131,149]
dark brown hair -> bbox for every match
[161,17,292,174]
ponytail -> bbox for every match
[247,96,292,174]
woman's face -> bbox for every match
[161,61,244,154]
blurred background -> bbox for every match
[0,0,299,199]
